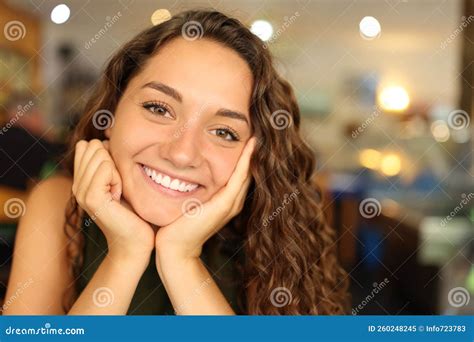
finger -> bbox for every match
[223,137,256,199]
[100,141,121,199]
[230,175,251,216]
[86,160,122,206]
[73,140,87,193]
[76,148,113,201]
[205,137,255,212]
[77,139,105,182]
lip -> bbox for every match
[139,163,201,198]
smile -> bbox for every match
[140,164,199,193]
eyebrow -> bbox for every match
[142,81,183,102]
[142,81,249,126]
[216,109,249,126]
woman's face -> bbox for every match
[105,37,253,226]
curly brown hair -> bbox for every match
[61,9,349,314]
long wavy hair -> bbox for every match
[61,9,349,314]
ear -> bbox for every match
[105,127,111,138]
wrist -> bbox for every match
[155,235,203,261]
[107,246,152,271]
[155,248,200,277]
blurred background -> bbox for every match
[0,0,472,315]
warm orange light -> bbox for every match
[378,86,410,112]
[380,153,401,176]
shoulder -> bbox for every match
[28,174,73,206]
[3,174,75,314]
[22,174,74,234]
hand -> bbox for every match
[72,139,155,263]
[155,137,257,262]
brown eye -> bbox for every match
[210,128,239,141]
[142,102,173,119]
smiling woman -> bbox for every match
[101,37,254,226]
[3,9,349,316]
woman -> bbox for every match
[3,10,348,315]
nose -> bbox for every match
[160,123,203,169]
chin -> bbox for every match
[134,201,182,227]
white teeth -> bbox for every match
[185,184,198,192]
[142,165,198,193]
[162,175,171,187]
[155,173,162,183]
[170,179,180,190]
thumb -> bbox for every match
[107,162,122,201]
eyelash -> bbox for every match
[212,126,240,142]
[141,101,240,142]
[141,101,173,118]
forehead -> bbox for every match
[129,38,253,112]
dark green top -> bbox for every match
[75,215,245,314]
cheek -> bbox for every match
[208,150,241,189]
